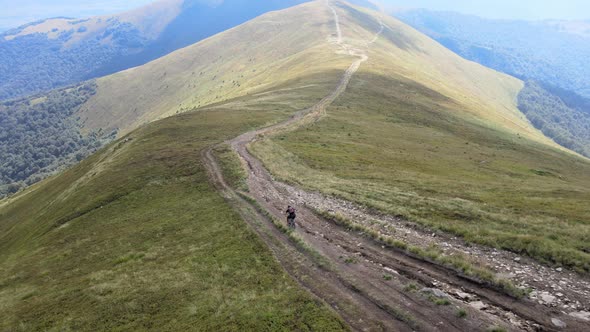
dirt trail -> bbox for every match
[203,1,588,331]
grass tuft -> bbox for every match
[313,207,527,298]
[0,106,346,331]
[404,282,419,292]
[456,308,467,318]
[212,144,249,191]
[251,72,590,273]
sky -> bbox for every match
[1,0,589,32]
[380,0,590,21]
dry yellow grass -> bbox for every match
[336,3,567,151]
[249,1,590,271]
[76,0,572,157]
[79,1,356,135]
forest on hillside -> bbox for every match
[396,10,590,99]
[0,20,148,101]
[0,0,313,101]
[0,82,114,197]
[518,81,590,157]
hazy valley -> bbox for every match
[1,1,589,331]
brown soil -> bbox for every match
[203,1,590,331]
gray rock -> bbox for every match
[469,301,488,310]
[551,318,567,328]
[541,293,556,304]
[420,288,447,299]
[455,291,472,300]
[569,311,590,321]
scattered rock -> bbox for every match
[569,311,590,321]
[383,267,398,275]
[540,292,556,304]
[551,318,567,328]
[273,166,590,324]
[505,312,521,326]
[420,288,447,299]
[455,291,472,300]
[469,301,487,310]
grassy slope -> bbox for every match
[80,1,352,136]
[251,3,590,271]
[0,80,347,330]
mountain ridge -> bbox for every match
[2,1,590,330]
[2,0,584,198]
[0,0,309,101]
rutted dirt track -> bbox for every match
[203,1,588,331]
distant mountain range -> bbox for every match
[2,4,590,330]
[3,0,590,197]
[0,0,309,101]
[394,9,590,99]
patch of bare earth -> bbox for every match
[203,1,590,330]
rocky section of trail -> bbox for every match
[275,181,590,324]
[203,1,590,330]
[237,131,588,330]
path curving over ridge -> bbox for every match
[203,1,588,330]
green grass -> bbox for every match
[343,257,358,265]
[313,208,526,298]
[0,105,347,331]
[236,191,332,271]
[252,71,590,273]
[404,283,419,292]
[385,305,420,331]
[83,1,353,136]
[487,327,507,332]
[431,298,451,306]
[212,144,249,191]
[456,308,467,318]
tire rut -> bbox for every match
[202,1,587,331]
